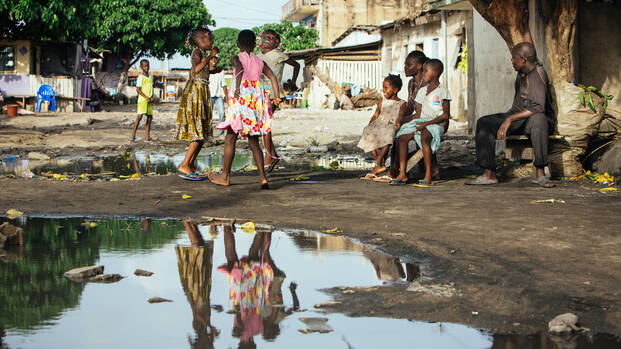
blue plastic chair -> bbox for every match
[36,85,56,112]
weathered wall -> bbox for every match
[380,11,468,119]
[577,1,621,117]
[469,10,515,126]
[322,0,421,47]
[0,40,31,75]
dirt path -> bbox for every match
[1,169,619,336]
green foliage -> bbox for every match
[0,217,183,330]
[213,27,240,70]
[0,0,93,41]
[90,0,214,70]
[252,21,318,52]
[457,41,468,75]
[575,82,614,114]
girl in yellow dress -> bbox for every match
[176,25,220,180]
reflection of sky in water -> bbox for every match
[3,220,493,349]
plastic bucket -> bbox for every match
[7,104,18,117]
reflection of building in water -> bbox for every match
[290,231,364,254]
[175,242,215,349]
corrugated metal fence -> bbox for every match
[317,60,382,90]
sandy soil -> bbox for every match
[1,104,620,337]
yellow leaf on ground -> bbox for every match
[599,187,618,193]
[323,228,343,234]
[52,174,67,180]
[241,222,255,234]
[131,173,140,178]
[412,184,431,188]
[6,209,24,219]
[291,176,310,181]
[182,194,192,199]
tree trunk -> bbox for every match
[308,64,342,97]
[116,53,140,97]
[469,0,532,47]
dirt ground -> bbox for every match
[1,103,620,338]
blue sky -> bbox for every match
[143,0,286,70]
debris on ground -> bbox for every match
[148,297,172,303]
[531,199,566,204]
[548,313,590,334]
[298,317,334,334]
[182,194,192,199]
[240,221,255,234]
[406,281,461,298]
[27,152,50,160]
[134,269,154,277]
[5,209,24,219]
[323,228,343,234]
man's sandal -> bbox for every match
[465,176,498,185]
[532,176,555,188]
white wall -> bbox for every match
[334,31,381,48]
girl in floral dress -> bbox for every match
[176,25,220,181]
[210,30,281,189]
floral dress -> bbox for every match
[176,49,212,141]
[217,52,272,136]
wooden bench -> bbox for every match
[505,134,565,161]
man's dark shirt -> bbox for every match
[508,64,554,121]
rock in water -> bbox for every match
[148,297,172,303]
[298,317,333,334]
[313,301,341,309]
[0,222,24,246]
[64,265,104,279]
[134,269,154,276]
[89,274,123,283]
[548,313,583,334]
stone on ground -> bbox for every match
[148,297,172,303]
[27,152,50,160]
[548,313,581,334]
[134,269,154,276]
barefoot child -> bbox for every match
[211,30,281,189]
[130,59,154,141]
[257,29,300,172]
[393,59,451,185]
[357,75,406,178]
[176,25,219,180]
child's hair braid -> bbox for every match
[185,24,213,48]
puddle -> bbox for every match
[0,152,374,179]
[1,217,619,349]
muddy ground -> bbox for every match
[1,103,620,338]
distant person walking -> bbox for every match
[208,56,227,136]
[257,29,300,172]
[210,30,281,189]
[130,59,154,142]
[176,25,220,181]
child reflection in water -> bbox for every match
[363,247,420,283]
[178,221,219,349]
[218,225,300,347]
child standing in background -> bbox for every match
[257,29,300,172]
[211,30,281,189]
[130,59,154,142]
[208,56,227,137]
[176,25,219,180]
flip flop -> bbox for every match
[361,173,377,180]
[465,175,498,185]
[389,179,408,185]
[192,171,209,179]
[416,179,431,185]
[178,173,202,181]
[260,182,270,190]
[373,175,393,183]
[532,175,555,188]
[264,158,280,173]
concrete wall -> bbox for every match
[380,11,468,118]
[322,0,421,47]
[578,1,621,116]
[0,40,31,75]
[468,10,515,127]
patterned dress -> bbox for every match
[217,52,272,136]
[357,99,405,153]
[176,51,212,141]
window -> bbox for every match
[0,46,15,71]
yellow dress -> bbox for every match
[137,74,153,116]
[176,64,211,141]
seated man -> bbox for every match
[467,42,555,188]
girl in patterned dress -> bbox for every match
[210,30,281,189]
[358,75,406,177]
[176,25,220,181]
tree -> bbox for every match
[252,21,319,52]
[89,0,214,93]
[213,27,240,70]
[0,0,92,41]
